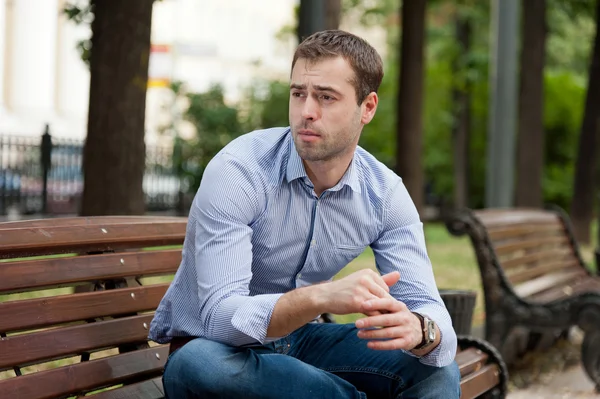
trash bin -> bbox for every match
[439,289,477,336]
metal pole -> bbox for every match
[485,0,520,208]
[298,0,326,44]
[40,123,52,215]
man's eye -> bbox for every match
[292,92,304,98]
[321,95,333,101]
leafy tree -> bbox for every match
[173,84,244,194]
[571,0,600,243]
[64,1,155,216]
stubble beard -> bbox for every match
[292,116,362,163]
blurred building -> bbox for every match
[0,0,297,144]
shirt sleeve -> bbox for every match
[192,151,284,347]
[370,180,457,367]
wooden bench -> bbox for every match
[0,216,506,398]
[446,207,600,391]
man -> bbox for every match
[150,30,460,398]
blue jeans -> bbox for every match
[162,323,460,398]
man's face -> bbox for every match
[289,57,376,162]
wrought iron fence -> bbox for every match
[0,127,181,216]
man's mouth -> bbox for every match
[297,129,321,142]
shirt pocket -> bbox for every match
[334,245,367,267]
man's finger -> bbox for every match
[381,271,400,287]
[366,337,412,351]
[357,325,408,340]
[367,279,393,299]
[362,297,405,314]
[355,312,401,329]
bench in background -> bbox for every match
[446,207,600,391]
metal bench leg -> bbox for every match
[581,329,600,393]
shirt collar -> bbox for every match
[285,132,362,194]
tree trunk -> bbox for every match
[325,0,342,30]
[452,11,472,210]
[81,0,154,216]
[516,0,547,208]
[571,0,600,244]
[396,0,426,216]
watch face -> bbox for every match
[427,320,436,341]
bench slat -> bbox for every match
[0,346,168,399]
[500,249,573,270]
[513,269,586,298]
[89,377,165,399]
[0,216,185,230]
[0,250,181,294]
[474,209,560,227]
[0,314,153,370]
[0,284,168,332]
[486,222,564,241]
[493,236,569,255]
[459,364,501,399]
[0,222,186,259]
[529,275,600,303]
[508,260,581,285]
[455,347,488,377]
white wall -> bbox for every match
[0,0,314,141]
[0,0,6,113]
[9,0,58,119]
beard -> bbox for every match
[291,114,362,162]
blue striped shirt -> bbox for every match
[149,127,456,367]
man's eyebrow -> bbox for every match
[290,83,306,90]
[313,85,342,96]
[290,83,343,96]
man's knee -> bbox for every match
[163,338,244,397]
[427,361,461,396]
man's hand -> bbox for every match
[354,298,425,351]
[317,270,400,315]
[267,269,399,339]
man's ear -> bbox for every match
[361,92,379,125]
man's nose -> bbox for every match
[301,97,319,120]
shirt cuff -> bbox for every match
[412,308,457,367]
[211,293,284,346]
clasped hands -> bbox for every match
[324,269,423,351]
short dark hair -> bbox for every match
[292,30,384,105]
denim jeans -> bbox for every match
[162,323,461,399]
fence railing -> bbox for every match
[0,125,181,216]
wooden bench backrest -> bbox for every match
[471,209,594,302]
[0,216,187,399]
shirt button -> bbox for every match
[297,273,302,279]
[311,239,316,246]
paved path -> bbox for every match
[507,364,599,398]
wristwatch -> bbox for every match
[412,312,436,350]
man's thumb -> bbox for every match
[381,271,400,287]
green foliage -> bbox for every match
[174,84,244,193]
[358,61,397,169]
[63,1,94,65]
[241,80,290,130]
[547,2,596,75]
[166,0,593,211]
[542,72,586,209]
